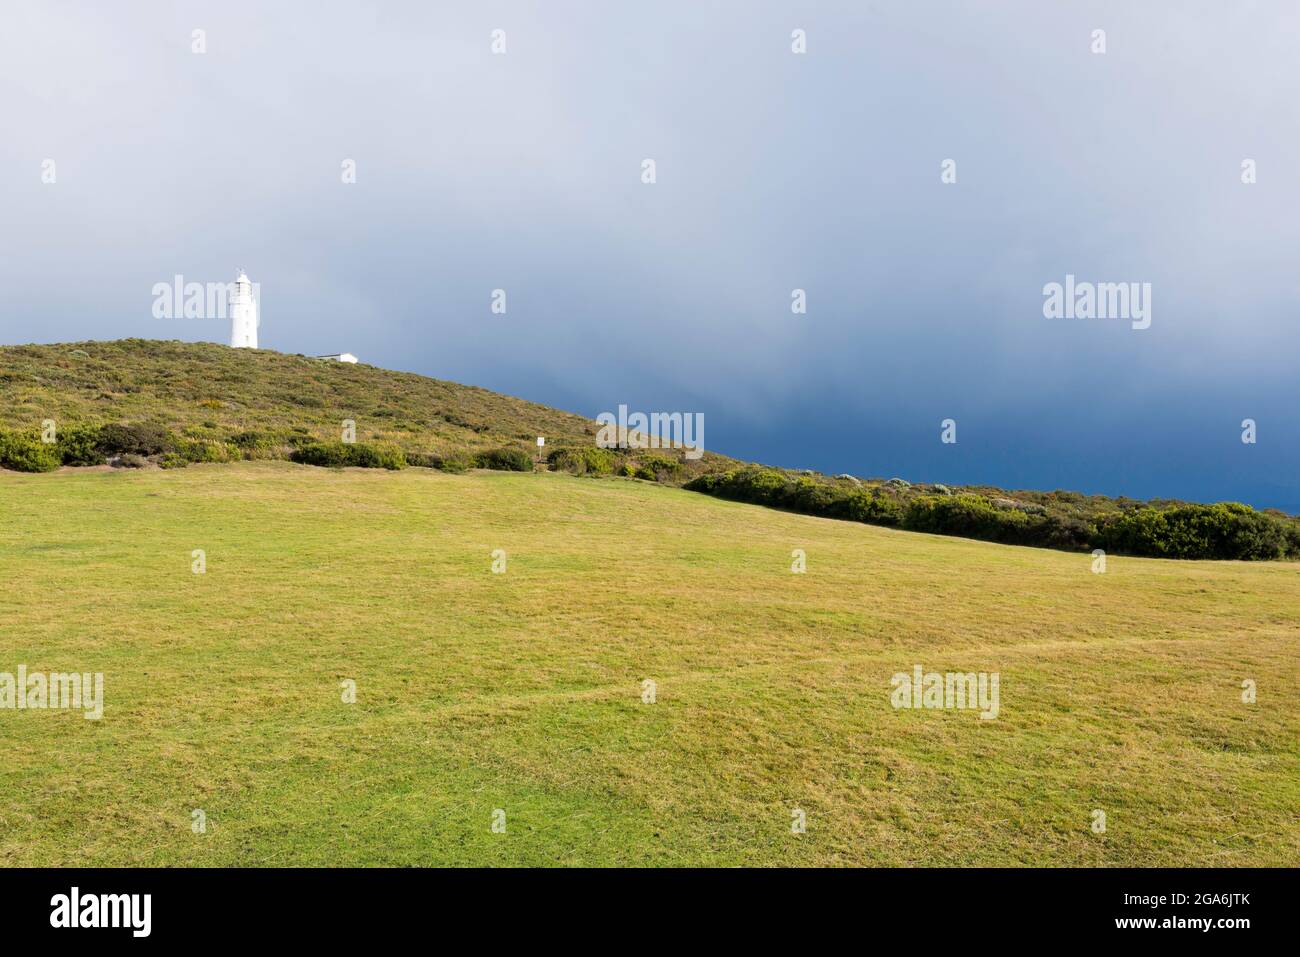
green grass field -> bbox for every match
[1,462,1296,866]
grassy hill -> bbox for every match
[0,338,733,480]
[1,462,1296,865]
[0,338,611,457]
[1,339,1296,560]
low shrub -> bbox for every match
[902,494,1033,544]
[96,422,173,456]
[348,444,407,470]
[473,447,532,472]
[685,468,1299,559]
[434,452,473,473]
[0,432,61,472]
[1094,502,1295,561]
[1286,523,1300,557]
[548,446,619,476]
[229,430,265,449]
[685,467,794,509]
[630,454,683,481]
[178,439,238,464]
[289,442,350,467]
[228,430,286,457]
[404,451,474,473]
[843,489,904,525]
[55,425,106,466]
[159,452,189,469]
[290,442,406,470]
[1039,514,1095,551]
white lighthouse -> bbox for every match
[229,271,258,348]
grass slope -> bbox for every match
[0,338,601,456]
[1,463,1295,866]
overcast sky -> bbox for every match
[2,1,1297,508]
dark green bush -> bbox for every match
[0,432,61,472]
[1286,523,1300,557]
[186,439,238,463]
[685,467,795,509]
[403,451,476,472]
[1039,514,1095,551]
[787,477,848,515]
[431,452,472,473]
[1094,503,1293,560]
[229,430,286,456]
[547,446,619,476]
[685,468,1297,560]
[96,422,173,456]
[229,430,265,448]
[689,468,908,525]
[348,444,407,470]
[902,494,1032,544]
[55,425,106,466]
[473,447,532,472]
[290,442,350,467]
[631,453,684,481]
[230,431,289,460]
[843,489,903,525]
[290,442,405,470]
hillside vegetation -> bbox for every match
[1,339,1296,560]
[0,339,727,479]
[1,463,1295,866]
[687,468,1300,561]
[0,339,595,449]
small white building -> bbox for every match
[315,353,358,364]
[229,271,258,349]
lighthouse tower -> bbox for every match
[229,271,258,348]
